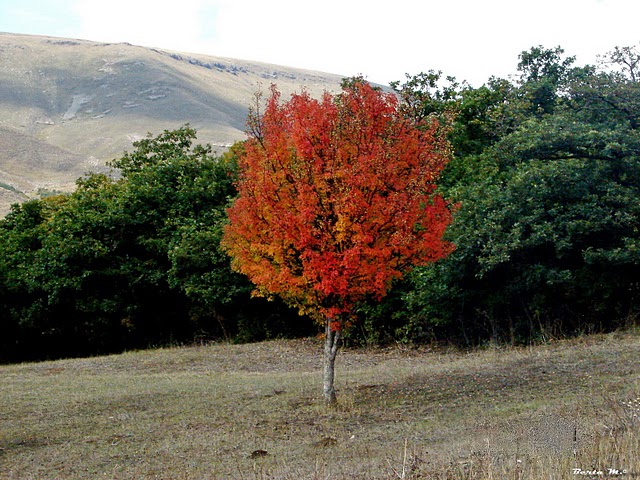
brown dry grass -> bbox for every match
[1,332,639,479]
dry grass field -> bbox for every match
[1,331,639,479]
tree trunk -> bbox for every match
[323,318,341,405]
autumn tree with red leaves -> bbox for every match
[222,81,453,403]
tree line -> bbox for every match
[1,45,639,362]
[0,130,310,362]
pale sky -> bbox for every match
[1,0,638,86]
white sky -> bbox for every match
[1,0,639,86]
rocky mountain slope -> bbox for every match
[0,32,346,215]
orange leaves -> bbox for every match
[222,80,454,322]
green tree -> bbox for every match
[600,45,640,82]
[517,45,575,117]
[0,127,301,361]
[389,46,640,344]
[0,196,66,360]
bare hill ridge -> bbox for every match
[0,32,346,214]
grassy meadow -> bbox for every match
[1,332,639,479]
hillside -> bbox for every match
[0,32,346,215]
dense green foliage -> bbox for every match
[0,127,307,362]
[2,45,639,361]
[355,45,640,345]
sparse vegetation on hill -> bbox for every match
[0,32,345,214]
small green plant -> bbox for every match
[0,181,21,193]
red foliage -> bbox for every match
[222,82,453,324]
